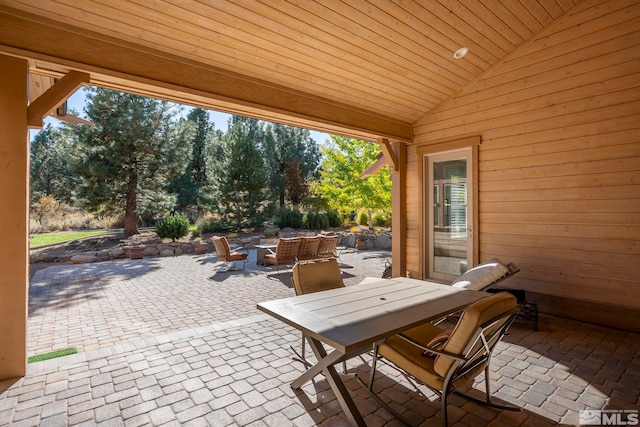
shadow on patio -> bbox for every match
[1,249,637,426]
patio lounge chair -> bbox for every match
[451,258,519,291]
[211,236,248,272]
[451,259,537,329]
[264,237,301,275]
[297,236,321,262]
[317,234,340,259]
[365,292,521,427]
[291,258,347,372]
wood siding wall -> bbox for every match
[407,0,640,323]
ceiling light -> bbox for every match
[453,47,468,59]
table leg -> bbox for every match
[256,247,265,265]
[291,336,366,427]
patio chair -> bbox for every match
[451,258,519,291]
[317,234,339,259]
[211,236,248,272]
[264,237,301,275]
[297,236,321,262]
[451,259,537,329]
[366,292,521,427]
[291,258,347,372]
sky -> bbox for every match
[34,88,332,144]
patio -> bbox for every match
[1,249,638,426]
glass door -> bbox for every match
[426,149,472,281]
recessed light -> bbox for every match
[453,47,468,59]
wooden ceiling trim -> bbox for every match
[311,0,475,87]
[51,0,424,120]
[0,7,412,142]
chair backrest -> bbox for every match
[297,236,321,261]
[212,236,231,261]
[275,237,301,264]
[317,235,339,259]
[434,292,518,377]
[292,258,344,295]
[451,258,519,291]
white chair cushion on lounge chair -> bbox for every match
[451,258,509,291]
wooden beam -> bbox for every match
[27,70,89,128]
[377,138,398,172]
[0,6,412,142]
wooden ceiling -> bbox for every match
[0,0,579,142]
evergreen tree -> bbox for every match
[263,124,320,208]
[70,88,183,235]
[172,108,214,215]
[211,116,267,228]
[30,124,76,204]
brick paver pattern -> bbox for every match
[1,248,638,426]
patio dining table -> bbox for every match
[257,277,487,426]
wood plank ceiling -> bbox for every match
[0,0,579,142]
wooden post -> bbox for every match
[391,142,406,278]
[0,55,29,382]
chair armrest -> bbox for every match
[396,333,466,361]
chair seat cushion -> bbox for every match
[228,252,247,261]
[451,258,509,290]
[379,323,446,390]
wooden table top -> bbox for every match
[257,277,487,354]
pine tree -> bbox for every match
[70,88,183,235]
[30,124,76,204]
[211,116,267,228]
[263,123,320,208]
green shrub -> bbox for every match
[303,211,329,230]
[264,228,278,237]
[372,212,388,227]
[357,211,369,226]
[197,220,232,234]
[274,208,303,229]
[155,213,190,241]
[326,210,343,227]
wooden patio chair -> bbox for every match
[365,292,521,427]
[212,236,248,272]
[297,236,321,262]
[264,237,301,275]
[291,258,347,372]
[317,234,339,259]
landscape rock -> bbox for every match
[160,248,174,257]
[71,254,97,264]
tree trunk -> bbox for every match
[124,175,139,236]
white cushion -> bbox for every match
[451,258,509,290]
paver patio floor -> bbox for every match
[1,249,638,426]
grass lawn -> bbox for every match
[30,230,114,248]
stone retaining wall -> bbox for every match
[30,232,391,265]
